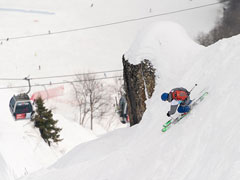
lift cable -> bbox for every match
[0,75,123,90]
[0,1,225,42]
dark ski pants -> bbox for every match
[177,100,192,113]
[177,105,190,113]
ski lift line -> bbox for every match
[0,75,123,90]
[0,69,123,81]
[0,78,24,81]
[29,69,123,80]
[0,1,225,42]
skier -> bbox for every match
[161,87,192,117]
[118,94,128,123]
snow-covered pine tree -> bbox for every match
[32,97,62,146]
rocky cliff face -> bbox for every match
[122,55,156,126]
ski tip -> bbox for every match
[162,127,168,132]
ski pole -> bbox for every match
[189,84,197,94]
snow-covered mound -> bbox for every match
[125,21,201,63]
[19,21,240,180]
[0,89,97,179]
[125,21,203,88]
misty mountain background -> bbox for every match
[197,0,240,46]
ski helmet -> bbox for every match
[161,93,169,101]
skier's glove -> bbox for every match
[167,112,171,117]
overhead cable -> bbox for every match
[0,1,225,41]
[0,75,123,90]
[0,69,122,81]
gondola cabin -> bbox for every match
[9,93,34,120]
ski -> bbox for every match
[162,113,187,132]
[163,119,172,128]
[162,125,171,132]
[190,91,208,108]
[161,91,208,132]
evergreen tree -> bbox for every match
[32,97,63,146]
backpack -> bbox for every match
[171,90,188,101]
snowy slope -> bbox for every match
[0,0,221,78]
[0,153,14,180]
[0,89,97,178]
[18,21,240,180]
[0,0,223,179]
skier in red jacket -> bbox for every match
[161,87,192,117]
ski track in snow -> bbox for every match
[0,8,55,15]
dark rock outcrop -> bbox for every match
[122,55,156,126]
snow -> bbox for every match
[0,0,233,180]
[19,27,240,180]
[0,89,98,179]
